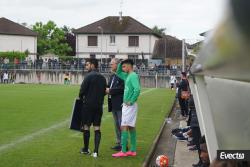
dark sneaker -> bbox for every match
[111,145,122,151]
[187,142,195,147]
[171,128,182,135]
[189,145,198,151]
[80,148,91,155]
[172,132,183,138]
[174,135,188,141]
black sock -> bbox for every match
[94,130,101,153]
[83,130,90,150]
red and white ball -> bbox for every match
[156,155,169,167]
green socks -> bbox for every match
[121,130,137,152]
[130,130,136,152]
[121,131,128,152]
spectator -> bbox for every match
[0,71,3,83]
[54,59,58,69]
[200,138,210,167]
[106,58,124,151]
[177,72,190,118]
[186,95,201,151]
[14,58,19,69]
[10,72,16,84]
[3,71,8,84]
[39,58,43,69]
[3,57,9,69]
[48,59,52,69]
[64,72,70,85]
[28,58,32,69]
[192,136,210,167]
[170,75,176,90]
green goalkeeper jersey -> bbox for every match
[116,63,141,105]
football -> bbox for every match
[156,155,169,167]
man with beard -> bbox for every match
[79,58,107,158]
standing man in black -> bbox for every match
[79,58,107,158]
[106,58,124,151]
[177,72,189,118]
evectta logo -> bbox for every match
[220,152,244,160]
[217,150,250,161]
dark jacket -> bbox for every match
[79,70,107,109]
[107,74,124,112]
[189,109,199,128]
[177,79,189,98]
[187,95,199,127]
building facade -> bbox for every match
[0,17,37,61]
[74,16,161,64]
[152,35,191,67]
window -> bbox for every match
[109,55,115,58]
[88,36,97,46]
[128,36,139,47]
[128,55,138,59]
[110,35,115,44]
[90,54,96,59]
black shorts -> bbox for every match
[81,105,103,127]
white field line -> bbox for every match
[0,88,155,153]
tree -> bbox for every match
[32,21,72,56]
[152,26,166,36]
[62,25,71,33]
[61,25,76,56]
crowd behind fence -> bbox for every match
[0,58,183,76]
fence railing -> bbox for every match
[0,62,182,76]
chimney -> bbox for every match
[119,11,123,23]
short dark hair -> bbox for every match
[87,58,98,68]
[121,59,134,66]
[200,135,206,144]
[200,136,207,152]
[181,72,187,77]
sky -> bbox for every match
[0,0,228,43]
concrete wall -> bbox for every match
[12,70,172,88]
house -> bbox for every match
[0,17,37,61]
[74,16,161,65]
[152,35,191,66]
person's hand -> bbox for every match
[125,102,131,106]
[106,88,110,94]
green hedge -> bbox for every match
[0,51,28,60]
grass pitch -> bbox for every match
[0,84,175,167]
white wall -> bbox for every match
[76,34,159,59]
[0,34,37,60]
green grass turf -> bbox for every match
[0,84,175,167]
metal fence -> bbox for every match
[0,62,182,76]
